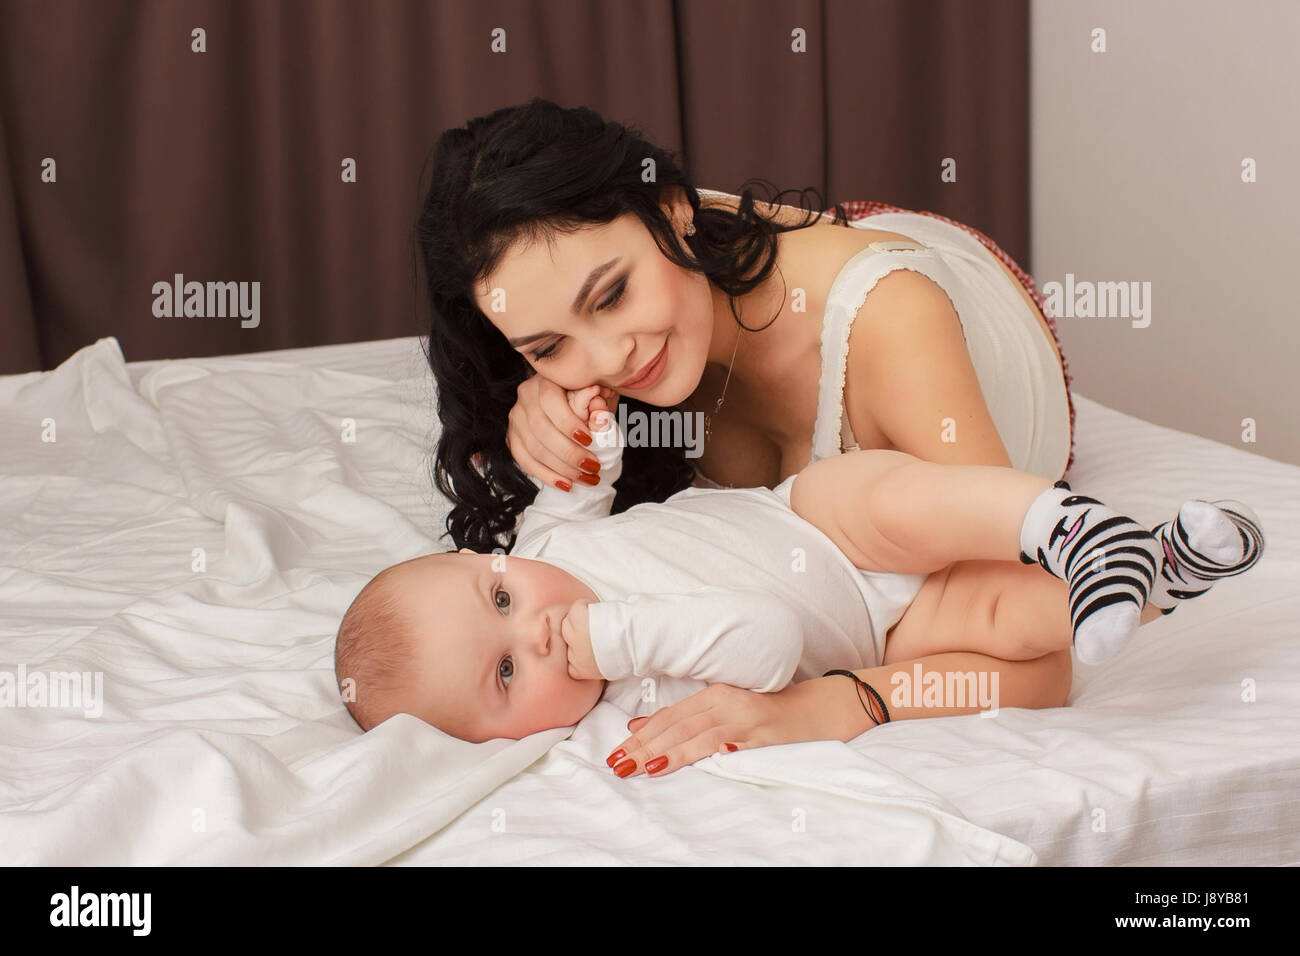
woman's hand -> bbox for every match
[506,374,620,491]
[605,680,826,779]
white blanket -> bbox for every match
[1,336,1296,865]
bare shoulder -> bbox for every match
[853,264,957,316]
[841,266,1010,465]
[836,267,946,438]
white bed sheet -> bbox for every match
[0,336,1295,865]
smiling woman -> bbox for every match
[468,202,725,417]
[417,96,846,554]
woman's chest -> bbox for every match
[733,222,915,478]
[696,221,912,486]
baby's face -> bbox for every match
[385,550,606,742]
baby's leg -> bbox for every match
[881,558,1167,665]
[788,449,1163,663]
[790,450,1045,572]
[789,449,1048,572]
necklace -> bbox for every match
[704,324,742,442]
[684,217,744,442]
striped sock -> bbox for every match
[1018,480,1160,664]
[1148,499,1264,613]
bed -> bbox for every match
[1,335,1296,865]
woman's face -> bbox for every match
[472,194,720,407]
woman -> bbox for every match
[416,97,1078,778]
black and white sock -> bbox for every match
[1147,499,1264,613]
[1018,480,1161,664]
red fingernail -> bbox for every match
[577,473,599,486]
[613,759,636,778]
[722,743,738,753]
[579,457,600,473]
[555,478,572,492]
[606,748,626,768]
[573,430,593,446]
[645,755,668,774]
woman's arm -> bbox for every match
[845,269,1014,468]
[607,648,1071,778]
[780,649,1072,743]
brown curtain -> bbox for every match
[0,0,1030,374]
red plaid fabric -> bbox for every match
[826,200,1076,473]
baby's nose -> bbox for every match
[540,611,561,654]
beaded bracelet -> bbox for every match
[823,669,891,726]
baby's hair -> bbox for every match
[334,563,423,732]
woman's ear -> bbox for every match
[659,185,691,231]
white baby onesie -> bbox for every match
[508,411,928,714]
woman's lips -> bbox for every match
[617,342,668,389]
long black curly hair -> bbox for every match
[414,97,849,554]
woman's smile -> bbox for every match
[617,338,670,390]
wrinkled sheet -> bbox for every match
[0,338,1036,864]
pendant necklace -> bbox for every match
[684,218,744,443]
[704,324,743,442]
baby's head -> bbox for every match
[334,549,607,742]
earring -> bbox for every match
[685,222,696,236]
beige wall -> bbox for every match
[1030,0,1299,465]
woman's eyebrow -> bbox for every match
[505,256,621,346]
[570,257,621,313]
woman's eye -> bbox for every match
[597,278,628,312]
[529,279,627,363]
[499,656,514,688]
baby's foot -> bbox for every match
[1018,479,1160,664]
[1147,499,1264,614]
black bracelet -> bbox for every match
[823,669,891,726]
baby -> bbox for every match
[334,387,1264,744]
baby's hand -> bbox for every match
[562,598,603,681]
[565,385,619,434]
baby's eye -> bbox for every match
[499,656,514,688]
[493,587,511,612]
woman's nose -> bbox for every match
[589,336,637,382]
